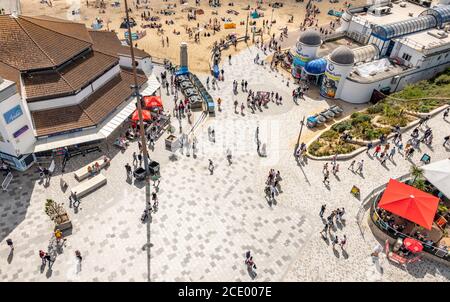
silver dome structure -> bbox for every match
[330,46,355,65]
[298,29,322,46]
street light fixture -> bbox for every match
[124,0,152,282]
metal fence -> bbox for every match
[371,196,450,261]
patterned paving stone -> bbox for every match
[0,47,449,281]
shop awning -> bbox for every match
[422,159,450,199]
[141,73,161,95]
[378,178,440,230]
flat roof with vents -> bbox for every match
[394,28,450,54]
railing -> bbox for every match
[2,172,13,191]
[371,196,450,261]
[356,173,411,238]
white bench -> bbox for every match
[71,173,107,199]
[74,156,110,181]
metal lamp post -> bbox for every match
[124,0,152,282]
[124,0,150,178]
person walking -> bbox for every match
[366,142,373,154]
[39,250,47,265]
[320,222,329,238]
[138,153,143,167]
[54,229,66,245]
[75,250,82,262]
[125,163,132,180]
[380,152,387,165]
[319,204,326,218]
[323,169,330,185]
[371,243,383,257]
[217,98,222,111]
[228,54,232,65]
[332,164,339,175]
[348,160,355,171]
[6,238,14,251]
[132,152,138,166]
[388,147,396,160]
[338,208,345,223]
[356,160,364,174]
[234,99,238,113]
[444,108,449,120]
[226,149,232,165]
[208,159,214,175]
[332,235,339,248]
[339,235,347,249]
[44,252,52,267]
[444,135,450,147]
[373,144,381,157]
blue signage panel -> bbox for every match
[13,125,29,138]
[3,105,23,124]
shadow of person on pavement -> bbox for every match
[7,249,13,264]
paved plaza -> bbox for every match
[1,46,450,281]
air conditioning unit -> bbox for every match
[427,30,448,39]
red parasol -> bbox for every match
[131,109,152,121]
[143,95,163,109]
[403,238,423,253]
[378,179,439,230]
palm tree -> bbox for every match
[410,165,424,184]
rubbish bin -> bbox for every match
[133,167,146,181]
[149,161,160,176]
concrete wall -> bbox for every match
[0,82,35,158]
[390,43,423,67]
[340,60,450,104]
[119,56,153,74]
[340,76,393,103]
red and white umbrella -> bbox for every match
[131,109,152,121]
[403,238,423,253]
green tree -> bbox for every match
[45,199,66,223]
[410,165,424,184]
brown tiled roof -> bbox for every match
[32,70,147,136]
[21,15,93,43]
[81,69,146,124]
[0,61,21,91]
[0,16,54,71]
[89,30,150,58]
[0,15,92,71]
[23,71,72,100]
[32,105,93,137]
[23,51,118,101]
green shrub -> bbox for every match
[320,130,339,140]
[435,74,450,86]
[331,121,352,133]
[367,103,384,114]
[308,141,322,154]
[351,114,371,125]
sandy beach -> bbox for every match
[21,0,365,73]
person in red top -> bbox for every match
[373,145,382,157]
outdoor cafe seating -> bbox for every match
[373,178,450,261]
